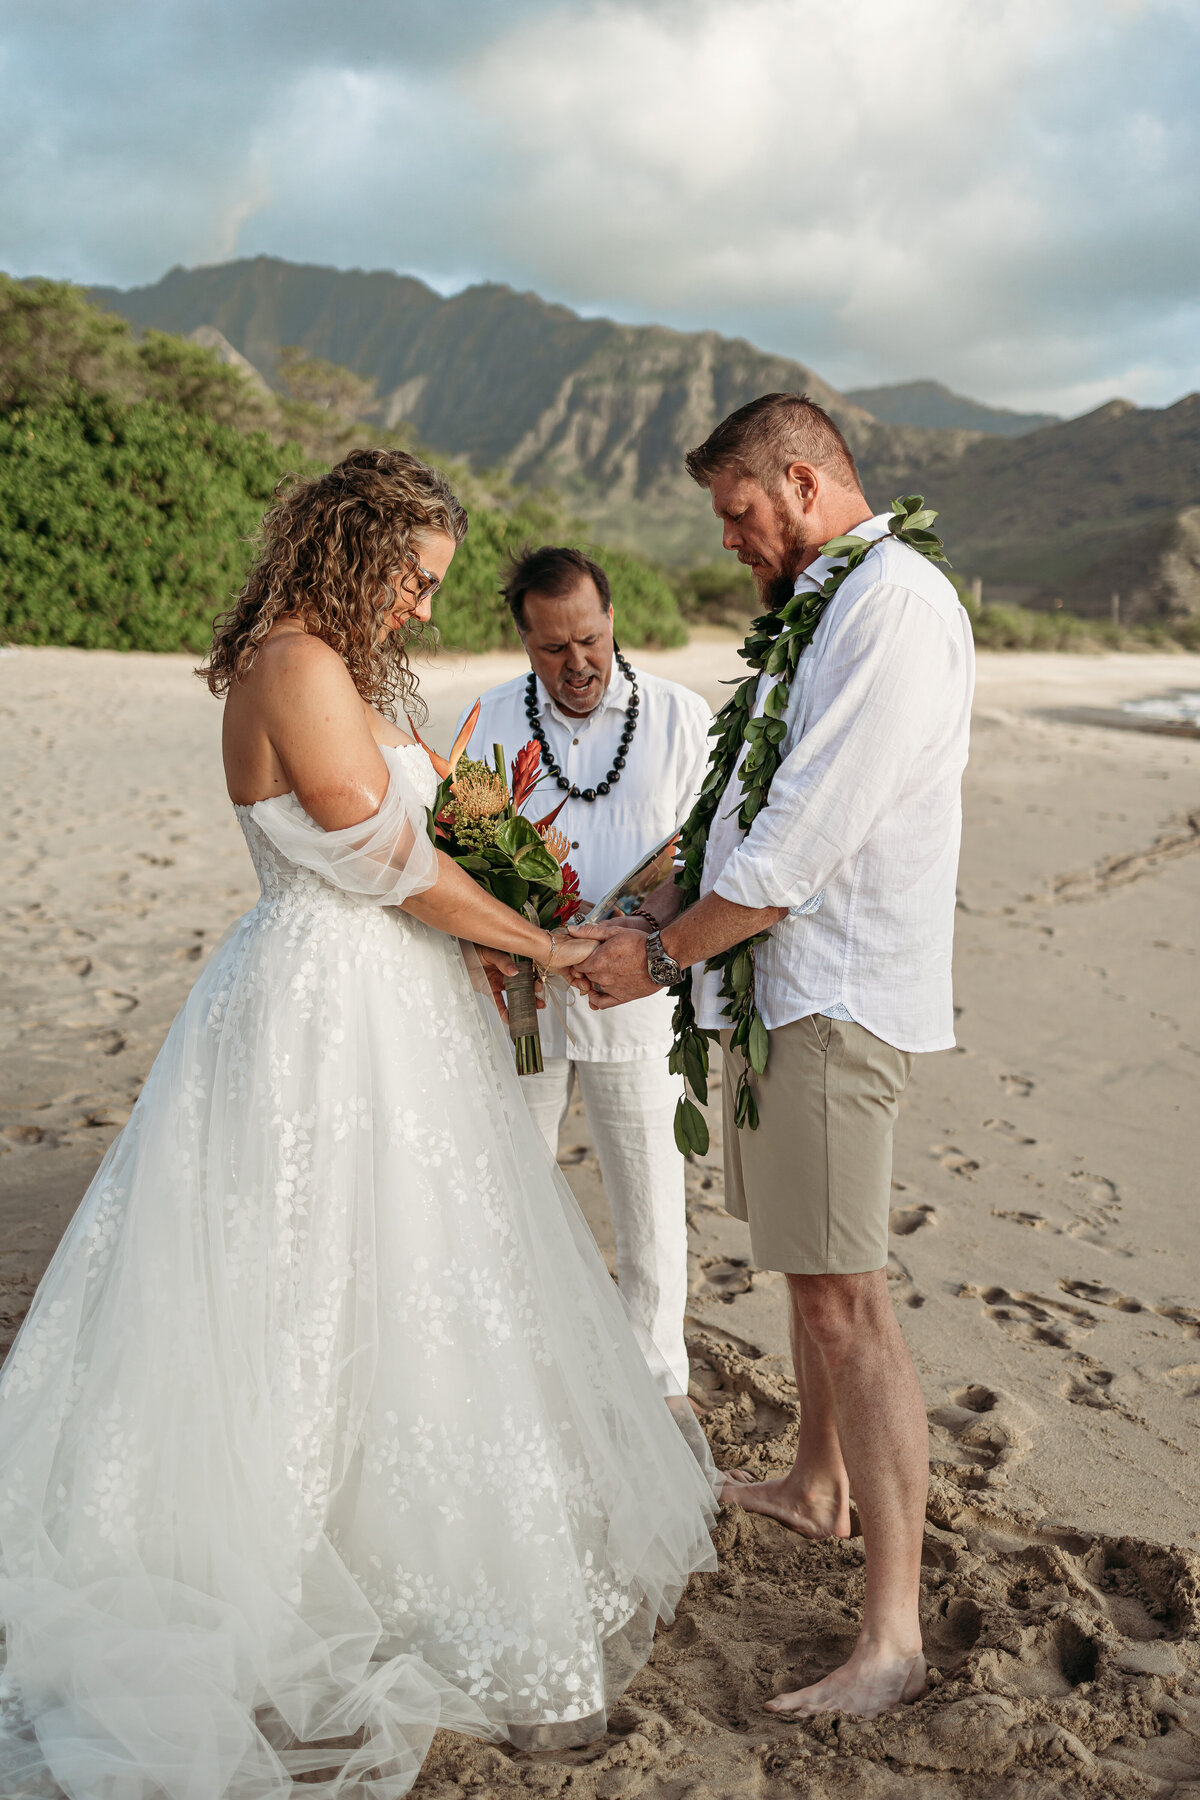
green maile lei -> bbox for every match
[668,495,950,1156]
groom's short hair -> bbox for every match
[685,393,861,494]
[503,545,612,631]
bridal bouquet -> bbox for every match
[416,703,581,1074]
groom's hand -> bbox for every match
[567,922,658,1009]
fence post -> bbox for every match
[1110,591,1120,626]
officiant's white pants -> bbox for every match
[520,1056,690,1394]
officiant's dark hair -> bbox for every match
[685,393,861,494]
[503,545,612,631]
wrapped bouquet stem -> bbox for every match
[414,709,583,1074]
[503,945,545,1074]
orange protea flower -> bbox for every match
[451,758,508,820]
[510,740,544,809]
[539,824,571,864]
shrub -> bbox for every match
[0,395,314,652]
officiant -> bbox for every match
[455,545,712,1393]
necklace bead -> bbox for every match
[525,651,639,802]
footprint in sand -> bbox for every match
[1153,1302,1200,1341]
[686,1330,800,1467]
[0,1123,55,1151]
[993,1208,1061,1234]
[998,1072,1035,1098]
[958,1283,1095,1349]
[91,988,139,1015]
[983,1117,1037,1145]
[1058,1278,1142,1314]
[887,1251,926,1309]
[931,1145,980,1177]
[1059,1355,1126,1415]
[889,1202,937,1236]
[698,1256,755,1303]
[929,1382,1028,1492]
[1164,1362,1200,1397]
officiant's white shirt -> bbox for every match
[696,514,975,1054]
[458,662,712,1061]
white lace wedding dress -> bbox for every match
[0,743,718,1799]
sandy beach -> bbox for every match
[2,640,1199,1797]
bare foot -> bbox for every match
[766,1645,926,1720]
[720,1468,852,1539]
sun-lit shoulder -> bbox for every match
[254,631,364,720]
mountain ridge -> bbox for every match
[87,256,1200,618]
[844,378,1057,437]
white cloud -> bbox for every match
[0,0,1197,411]
[456,0,1200,407]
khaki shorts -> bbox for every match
[721,1016,913,1275]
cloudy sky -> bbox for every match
[2,0,1198,416]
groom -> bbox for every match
[571,392,974,1719]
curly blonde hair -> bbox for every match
[199,447,467,720]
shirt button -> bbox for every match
[571,841,579,849]
[572,737,580,745]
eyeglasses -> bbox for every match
[403,551,441,608]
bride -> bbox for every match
[0,448,719,1798]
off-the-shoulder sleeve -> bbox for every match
[248,755,438,907]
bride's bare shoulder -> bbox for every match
[251,628,348,682]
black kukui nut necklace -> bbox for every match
[524,650,639,802]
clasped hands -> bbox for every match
[474,916,658,1023]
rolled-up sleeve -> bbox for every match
[713,584,957,911]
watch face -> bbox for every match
[647,932,682,986]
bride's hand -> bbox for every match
[545,933,595,974]
[475,943,547,1022]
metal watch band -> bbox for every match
[645,928,684,988]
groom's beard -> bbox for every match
[752,506,810,612]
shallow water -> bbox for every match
[1121,688,1200,726]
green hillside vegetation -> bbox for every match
[0,277,685,657]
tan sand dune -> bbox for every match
[2,642,1199,1796]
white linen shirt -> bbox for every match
[457,662,712,1062]
[696,515,975,1054]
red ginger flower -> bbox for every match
[510,739,543,809]
[553,863,582,925]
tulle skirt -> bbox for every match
[0,868,717,1797]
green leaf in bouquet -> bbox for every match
[453,854,494,874]
[747,1012,769,1074]
[900,509,937,533]
[493,816,541,856]
[488,871,530,911]
[511,842,563,890]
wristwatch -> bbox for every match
[645,927,684,988]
